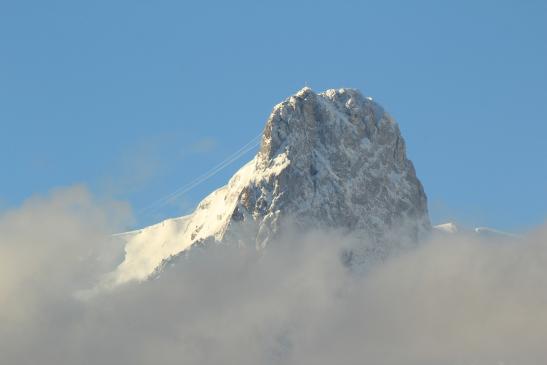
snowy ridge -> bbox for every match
[110,159,256,284]
[109,87,431,286]
[434,222,518,238]
[434,222,460,234]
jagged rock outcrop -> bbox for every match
[110,87,430,285]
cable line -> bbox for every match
[137,133,262,217]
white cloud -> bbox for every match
[0,187,546,364]
[190,137,218,154]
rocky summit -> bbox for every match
[110,87,431,285]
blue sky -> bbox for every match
[1,0,545,231]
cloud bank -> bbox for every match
[0,186,546,365]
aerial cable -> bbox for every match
[137,133,263,217]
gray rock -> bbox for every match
[225,87,430,259]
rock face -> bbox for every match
[110,87,430,285]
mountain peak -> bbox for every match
[295,86,313,97]
[109,88,431,286]
[260,87,386,163]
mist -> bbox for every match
[1,186,546,365]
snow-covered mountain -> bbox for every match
[109,87,431,286]
[434,222,518,238]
